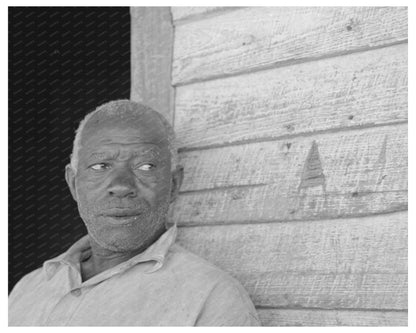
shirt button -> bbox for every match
[71,289,82,297]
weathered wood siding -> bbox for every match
[171,6,408,326]
[257,308,408,326]
[175,44,407,149]
[177,212,407,310]
[132,6,408,326]
[172,7,407,85]
[173,124,407,225]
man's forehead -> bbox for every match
[85,110,165,131]
[81,113,168,145]
[89,145,163,160]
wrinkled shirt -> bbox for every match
[9,225,260,326]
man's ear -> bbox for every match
[170,165,184,203]
[65,164,78,202]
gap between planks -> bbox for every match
[255,306,408,313]
[178,120,409,153]
[174,208,408,228]
[173,39,408,87]
[179,186,406,197]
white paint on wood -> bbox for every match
[257,308,407,326]
[172,124,407,225]
[177,212,408,310]
[130,7,174,121]
[173,7,407,85]
[175,44,407,149]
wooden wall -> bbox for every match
[131,7,408,326]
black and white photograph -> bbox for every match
[7,4,410,327]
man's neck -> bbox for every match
[81,227,167,282]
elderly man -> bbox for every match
[9,100,260,326]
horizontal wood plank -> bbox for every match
[257,308,407,326]
[175,44,407,149]
[172,7,407,85]
[177,212,408,310]
[172,125,407,225]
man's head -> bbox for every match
[65,100,183,253]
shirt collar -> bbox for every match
[43,224,177,281]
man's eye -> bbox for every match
[90,163,110,171]
[137,163,155,171]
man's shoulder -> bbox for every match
[165,243,240,287]
[168,243,224,271]
[15,265,44,283]
[9,266,44,298]
[9,247,67,297]
[165,243,260,326]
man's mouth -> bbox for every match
[102,208,144,225]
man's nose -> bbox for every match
[107,169,138,198]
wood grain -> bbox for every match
[172,7,408,85]
[171,7,241,23]
[257,308,407,326]
[172,124,407,225]
[175,44,407,149]
[130,7,174,122]
[177,212,408,310]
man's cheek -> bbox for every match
[158,182,172,202]
[80,179,104,193]
[77,193,100,217]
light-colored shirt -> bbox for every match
[8,225,260,326]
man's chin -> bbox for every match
[86,219,166,253]
[90,232,144,253]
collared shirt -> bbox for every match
[9,225,260,326]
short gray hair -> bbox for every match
[70,100,178,173]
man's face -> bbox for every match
[69,115,174,252]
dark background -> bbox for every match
[9,7,131,292]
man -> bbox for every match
[9,100,260,326]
